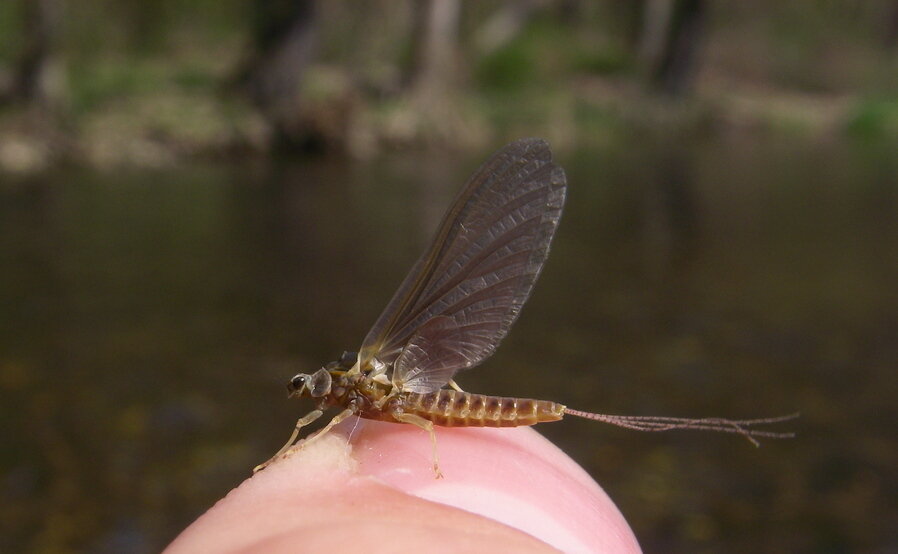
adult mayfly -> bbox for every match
[256,138,795,476]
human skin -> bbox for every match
[164,418,642,553]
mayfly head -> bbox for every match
[287,368,332,398]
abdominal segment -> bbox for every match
[400,390,565,427]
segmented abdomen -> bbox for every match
[402,390,565,427]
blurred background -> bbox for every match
[1,1,897,552]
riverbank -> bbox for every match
[0,57,895,175]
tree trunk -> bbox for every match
[884,1,898,50]
[240,0,319,150]
[9,0,66,108]
[405,0,461,97]
[639,0,706,96]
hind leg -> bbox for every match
[395,413,443,479]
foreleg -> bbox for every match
[298,408,355,450]
[254,409,323,472]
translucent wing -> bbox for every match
[358,138,567,393]
[392,316,483,393]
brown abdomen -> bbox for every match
[402,390,564,428]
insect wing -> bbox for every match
[358,138,567,393]
[392,316,481,393]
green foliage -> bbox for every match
[0,1,22,64]
[68,56,221,115]
[172,67,220,91]
[474,12,633,93]
[845,97,898,139]
[475,36,541,91]
[69,60,163,112]
[573,98,618,127]
[572,46,631,77]
[474,16,575,91]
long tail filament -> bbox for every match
[563,409,798,447]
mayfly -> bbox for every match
[255,138,795,476]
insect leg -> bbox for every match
[298,407,356,450]
[395,413,443,479]
[254,409,323,472]
[448,379,464,393]
[374,387,399,410]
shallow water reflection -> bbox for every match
[1,139,896,552]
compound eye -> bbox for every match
[287,374,308,394]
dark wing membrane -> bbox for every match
[358,138,567,392]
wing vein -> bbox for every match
[357,139,567,393]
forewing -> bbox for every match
[358,138,567,392]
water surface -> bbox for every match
[1,138,895,553]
